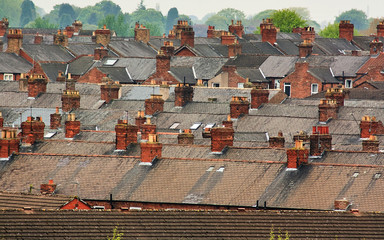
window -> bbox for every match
[274,79,281,89]
[345,79,352,88]
[237,83,244,88]
[212,83,220,88]
[311,84,318,95]
[206,166,214,172]
[169,122,180,129]
[190,122,202,130]
[104,59,118,66]
[216,167,225,172]
[284,83,291,97]
[204,123,216,130]
[4,74,13,81]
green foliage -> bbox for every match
[205,14,228,30]
[25,17,57,29]
[130,8,165,35]
[107,226,123,240]
[98,14,128,37]
[217,8,245,22]
[165,7,179,34]
[335,9,369,30]
[77,0,123,27]
[179,14,192,24]
[0,0,23,26]
[95,0,122,17]
[270,9,307,32]
[58,4,77,28]
[319,23,339,38]
[248,9,275,27]
[288,7,310,20]
[137,0,146,11]
[269,225,289,240]
[20,0,36,27]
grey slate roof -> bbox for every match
[193,58,228,80]
[0,52,32,73]
[225,55,269,68]
[22,44,74,62]
[242,42,283,55]
[97,67,133,84]
[237,68,267,82]
[40,62,67,82]
[308,67,339,84]
[108,39,157,57]
[259,56,298,78]
[66,43,118,57]
[68,56,95,76]
[330,56,369,77]
[169,67,195,84]
[314,38,360,55]
[193,44,224,57]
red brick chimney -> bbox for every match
[141,118,156,141]
[140,134,162,163]
[0,112,3,128]
[251,87,269,109]
[286,140,308,169]
[228,40,242,58]
[94,46,109,60]
[62,90,80,112]
[299,39,313,58]
[65,26,75,38]
[221,31,236,45]
[72,20,83,33]
[28,74,47,98]
[134,22,150,43]
[6,29,23,54]
[339,20,354,42]
[334,199,350,211]
[222,115,233,128]
[0,128,19,159]
[56,71,65,82]
[175,83,194,107]
[115,119,138,150]
[65,113,80,139]
[20,116,45,145]
[377,20,384,37]
[269,131,285,148]
[211,127,234,153]
[207,25,215,38]
[50,107,62,130]
[300,26,315,42]
[0,18,9,37]
[362,135,379,152]
[145,94,164,116]
[180,26,195,47]
[0,40,3,52]
[178,129,194,144]
[260,19,277,45]
[135,111,146,133]
[369,37,383,55]
[228,20,244,38]
[318,99,338,122]
[160,41,175,56]
[34,34,43,44]
[100,77,121,103]
[360,116,384,139]
[40,179,56,195]
[53,29,68,47]
[293,131,309,143]
[156,50,171,74]
[310,126,332,156]
[230,96,249,119]
[94,24,111,46]
[325,88,346,107]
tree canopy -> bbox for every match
[319,23,339,38]
[58,4,76,28]
[25,17,57,28]
[98,14,128,37]
[335,9,369,30]
[165,8,179,34]
[270,9,307,32]
[20,0,36,27]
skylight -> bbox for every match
[352,172,359,178]
[374,173,382,179]
[169,122,180,129]
[204,123,215,129]
[104,59,118,66]
[216,167,225,172]
[206,166,214,172]
[190,122,202,130]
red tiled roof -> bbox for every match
[357,52,384,74]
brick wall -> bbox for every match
[77,68,107,84]
[230,96,249,119]
[145,95,164,116]
[211,127,234,153]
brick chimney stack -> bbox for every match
[362,135,379,152]
[20,116,45,145]
[300,26,315,42]
[175,83,194,107]
[228,20,244,38]
[156,50,171,75]
[0,128,19,159]
[360,116,384,138]
[65,73,76,91]
[160,41,175,56]
[34,34,43,44]
[53,29,68,47]
[50,107,62,130]
[325,87,346,108]
[145,94,164,116]
[207,25,215,38]
[269,131,285,148]
[115,119,138,150]
[28,74,47,98]
[0,112,3,128]
[40,179,56,195]
[140,134,162,163]
[134,22,150,43]
[310,126,332,156]
[251,87,269,109]
[222,115,233,128]
[334,199,351,211]
[100,77,121,103]
[221,31,236,45]
[369,37,383,55]
[211,127,234,153]
[230,96,249,119]
[135,111,146,133]
[65,113,80,139]
[65,26,75,38]
[94,46,109,60]
[180,25,195,47]
[299,39,313,58]
[72,20,83,34]
[318,99,338,122]
[94,24,111,46]
[178,129,194,144]
[286,140,309,169]
[260,19,277,45]
[339,20,354,42]
[141,118,156,141]
[377,20,384,37]
[56,71,65,82]
[6,29,23,54]
[228,39,242,58]
[0,18,9,37]
[62,90,80,112]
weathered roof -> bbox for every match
[68,56,95,75]
[0,191,71,210]
[259,56,298,78]
[308,67,339,84]
[40,62,67,82]
[276,39,299,55]
[66,43,118,57]
[193,44,224,57]
[237,68,267,82]
[242,42,283,55]
[331,55,370,77]
[357,52,384,74]
[97,67,133,84]
[108,40,157,57]
[22,44,74,62]
[0,52,32,73]
[225,55,269,68]
[314,38,360,55]
[193,58,227,79]
[169,66,195,84]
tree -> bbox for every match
[217,8,245,22]
[25,17,57,28]
[246,9,275,32]
[319,23,339,38]
[137,0,146,11]
[270,9,307,32]
[335,9,369,31]
[20,0,36,27]
[0,0,23,26]
[130,8,165,35]
[58,4,76,28]
[107,226,123,240]
[165,8,179,34]
[95,0,121,17]
[205,14,228,30]
[98,14,128,37]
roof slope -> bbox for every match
[0,52,32,73]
